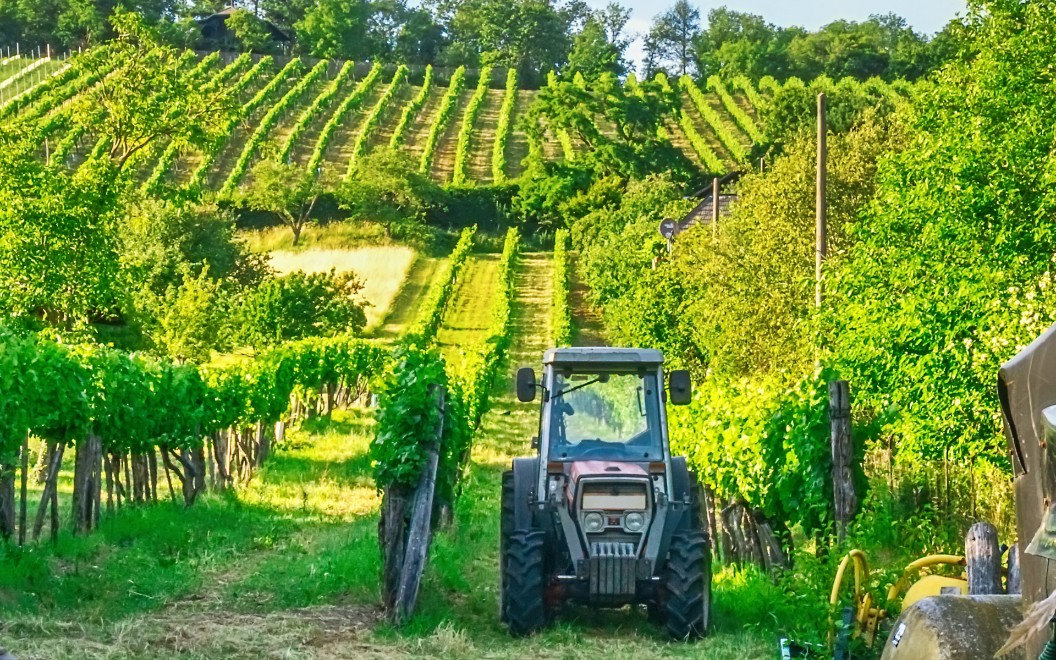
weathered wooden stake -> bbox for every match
[711,176,719,239]
[816,92,827,309]
[393,387,446,624]
[1007,543,1021,595]
[830,380,856,540]
[19,432,29,545]
[966,521,1002,595]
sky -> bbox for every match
[596,0,969,70]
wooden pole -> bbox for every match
[830,380,855,540]
[18,432,28,545]
[1007,543,1021,594]
[393,386,446,624]
[711,176,719,239]
[816,92,827,309]
[965,521,1002,595]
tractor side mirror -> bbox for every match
[516,367,537,402]
[669,370,692,405]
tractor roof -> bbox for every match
[543,347,664,369]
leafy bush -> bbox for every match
[238,270,367,347]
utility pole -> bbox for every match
[816,93,827,309]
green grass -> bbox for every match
[372,253,449,339]
[436,253,501,370]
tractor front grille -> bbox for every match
[588,541,637,597]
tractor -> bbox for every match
[499,347,711,640]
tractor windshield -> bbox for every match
[548,372,663,461]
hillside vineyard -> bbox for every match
[0,50,904,188]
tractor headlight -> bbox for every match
[623,511,646,532]
[584,512,605,533]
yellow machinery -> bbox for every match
[829,550,968,650]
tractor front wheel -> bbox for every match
[503,529,549,636]
[662,530,711,640]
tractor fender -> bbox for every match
[879,594,1023,660]
[512,457,538,530]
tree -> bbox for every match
[694,8,798,80]
[294,0,372,60]
[238,270,367,347]
[243,159,327,246]
[444,0,576,84]
[0,132,123,330]
[73,11,233,170]
[567,17,622,79]
[644,0,700,76]
[226,7,273,52]
[120,198,267,297]
[829,0,1056,465]
[523,72,695,183]
[151,265,231,362]
[338,149,441,235]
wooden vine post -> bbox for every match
[394,387,445,624]
[965,521,1002,594]
[380,384,446,624]
[830,380,856,540]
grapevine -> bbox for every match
[278,60,355,164]
[346,64,409,176]
[189,56,294,190]
[220,59,327,196]
[732,75,766,114]
[451,65,493,185]
[389,64,432,149]
[552,228,572,346]
[306,62,383,174]
[680,74,748,162]
[707,75,764,144]
[678,108,725,173]
[491,68,517,183]
[419,65,466,174]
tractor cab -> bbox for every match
[502,347,708,640]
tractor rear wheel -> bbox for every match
[499,470,514,623]
[503,529,549,636]
[662,530,711,640]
